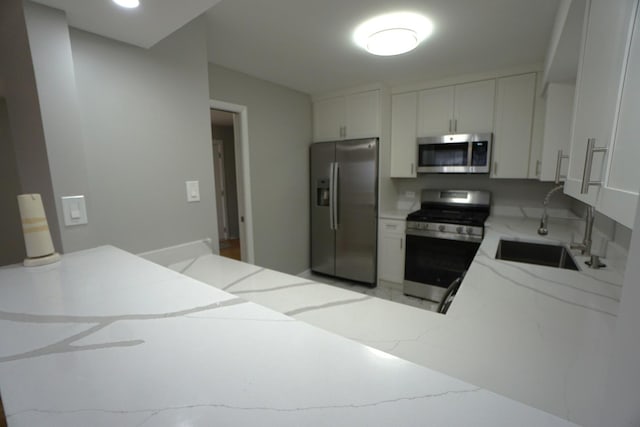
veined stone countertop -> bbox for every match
[0,245,578,427]
[169,213,626,427]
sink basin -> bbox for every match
[495,239,579,271]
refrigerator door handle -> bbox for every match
[333,162,340,229]
[329,162,335,231]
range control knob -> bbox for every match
[456,226,464,234]
[438,225,446,232]
[466,227,474,235]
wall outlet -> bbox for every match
[405,191,416,198]
[186,181,200,202]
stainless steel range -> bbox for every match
[403,190,491,302]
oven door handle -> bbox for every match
[437,276,463,314]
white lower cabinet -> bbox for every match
[378,219,405,284]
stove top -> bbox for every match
[407,209,489,226]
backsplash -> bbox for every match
[389,175,574,211]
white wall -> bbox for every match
[68,17,218,254]
[208,64,312,274]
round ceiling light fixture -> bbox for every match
[353,12,433,56]
[113,0,140,9]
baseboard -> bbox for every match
[137,239,213,267]
[297,269,311,277]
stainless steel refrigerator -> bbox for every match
[310,138,378,285]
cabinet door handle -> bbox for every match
[580,138,608,194]
[400,238,403,250]
[410,163,414,175]
[535,160,541,177]
[449,119,452,133]
[494,161,498,175]
[554,149,569,184]
[454,119,458,132]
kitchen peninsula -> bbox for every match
[0,245,577,426]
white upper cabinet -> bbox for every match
[564,0,637,206]
[417,80,495,137]
[539,83,575,182]
[417,86,454,136]
[313,90,380,142]
[595,2,640,228]
[345,90,380,139]
[313,96,345,142]
[491,73,537,179]
[454,80,496,133]
[390,92,418,178]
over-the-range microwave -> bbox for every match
[416,133,492,174]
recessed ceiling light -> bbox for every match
[113,0,140,9]
[354,12,433,56]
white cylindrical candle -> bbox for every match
[17,194,56,259]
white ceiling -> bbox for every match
[205,0,561,95]
[32,0,222,48]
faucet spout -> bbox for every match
[570,205,594,255]
[538,185,564,235]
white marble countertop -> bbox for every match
[0,246,578,426]
[167,212,626,427]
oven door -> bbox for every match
[403,233,480,302]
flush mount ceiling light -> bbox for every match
[353,12,433,56]
[113,0,140,9]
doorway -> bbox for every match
[211,109,242,261]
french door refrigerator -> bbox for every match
[310,138,378,285]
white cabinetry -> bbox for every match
[390,92,418,178]
[313,90,380,142]
[378,218,405,284]
[417,80,495,137]
[491,73,537,178]
[564,0,637,206]
[539,83,575,182]
[595,3,640,228]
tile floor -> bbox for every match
[297,270,439,312]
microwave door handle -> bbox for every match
[467,141,473,168]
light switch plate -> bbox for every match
[186,180,200,202]
[61,195,88,226]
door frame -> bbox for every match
[210,99,255,264]
[212,139,229,240]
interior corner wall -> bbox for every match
[69,17,218,254]
[0,98,26,266]
[0,0,61,251]
[212,125,240,238]
[208,64,312,274]
[23,1,92,253]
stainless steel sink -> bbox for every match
[495,239,579,271]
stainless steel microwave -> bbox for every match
[417,133,492,173]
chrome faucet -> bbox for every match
[537,185,564,236]
[570,205,595,256]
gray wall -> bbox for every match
[68,17,218,254]
[0,0,61,251]
[0,98,26,265]
[212,125,239,238]
[23,2,92,253]
[208,64,312,274]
